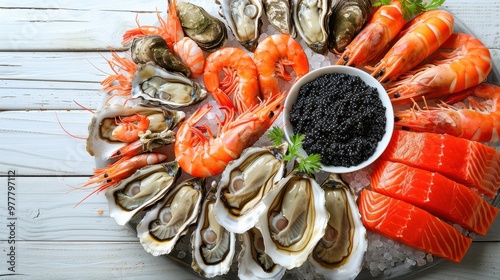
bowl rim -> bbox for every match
[283,65,395,173]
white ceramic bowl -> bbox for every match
[283,65,394,173]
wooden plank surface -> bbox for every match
[0,0,499,279]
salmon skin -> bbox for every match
[358,189,472,263]
[380,130,500,199]
[371,161,499,236]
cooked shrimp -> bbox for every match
[112,114,150,142]
[366,10,454,82]
[100,52,136,100]
[121,0,204,79]
[253,34,309,99]
[337,0,405,67]
[395,83,500,142]
[77,153,167,206]
[174,94,285,178]
[203,47,261,113]
[387,33,491,105]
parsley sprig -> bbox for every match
[267,127,321,175]
[373,0,446,20]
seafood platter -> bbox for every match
[81,0,500,279]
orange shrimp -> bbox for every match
[253,34,309,100]
[336,0,405,67]
[174,94,285,178]
[387,33,492,105]
[112,114,150,142]
[77,153,167,206]
[121,0,204,79]
[100,52,136,100]
[395,83,500,142]
[366,10,454,82]
[203,47,261,113]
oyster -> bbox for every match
[214,143,287,234]
[131,62,207,108]
[136,177,205,256]
[177,2,228,52]
[104,161,180,226]
[328,0,372,53]
[257,170,329,269]
[293,0,331,54]
[217,0,264,51]
[86,103,185,161]
[308,173,367,280]
[238,227,286,280]
[263,0,294,36]
[130,35,191,77]
[191,183,236,278]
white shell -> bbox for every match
[86,103,185,161]
[308,173,367,280]
[217,0,264,51]
[136,177,204,256]
[293,0,331,54]
[257,171,329,269]
[104,161,180,226]
[191,184,236,278]
[238,227,286,280]
[214,143,287,234]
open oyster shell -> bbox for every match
[104,161,180,226]
[308,173,367,280]
[217,0,264,51]
[177,2,228,52]
[238,227,286,280]
[293,0,331,54]
[136,177,204,256]
[214,143,287,234]
[263,0,295,36]
[86,103,185,161]
[191,183,236,278]
[131,62,207,108]
[257,170,329,269]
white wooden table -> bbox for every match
[0,0,499,279]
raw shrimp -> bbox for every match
[109,130,175,160]
[395,83,500,142]
[253,34,309,99]
[203,47,261,113]
[174,94,285,178]
[336,0,405,67]
[122,0,204,78]
[77,153,167,206]
[387,33,492,104]
[100,52,136,101]
[111,114,150,143]
[366,10,454,82]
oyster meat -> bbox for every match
[86,103,185,161]
[131,62,207,108]
[177,2,228,52]
[257,170,329,269]
[131,35,191,77]
[214,143,287,234]
[104,161,180,226]
[308,173,367,280]
[217,0,264,51]
[329,0,372,53]
[238,227,286,280]
[263,0,294,36]
[136,177,204,256]
[191,183,236,278]
[293,0,331,54]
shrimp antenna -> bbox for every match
[73,100,95,114]
[55,112,87,140]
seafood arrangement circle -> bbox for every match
[283,65,394,173]
[83,0,500,280]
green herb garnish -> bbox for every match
[373,0,446,20]
[267,126,322,175]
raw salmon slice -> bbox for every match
[359,189,472,263]
[380,130,500,199]
[371,160,499,235]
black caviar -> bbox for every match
[290,73,386,167]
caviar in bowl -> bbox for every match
[283,65,394,173]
